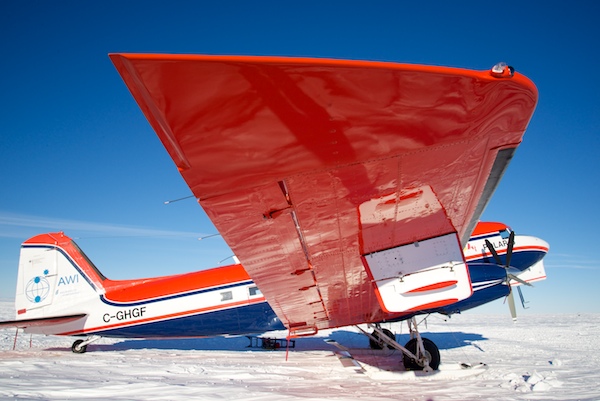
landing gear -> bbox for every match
[71,339,87,354]
[71,335,101,354]
[358,317,440,372]
[403,337,440,371]
[368,326,395,349]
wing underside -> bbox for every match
[110,54,538,333]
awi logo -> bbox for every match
[26,276,51,303]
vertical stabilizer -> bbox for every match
[15,232,103,320]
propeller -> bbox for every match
[484,231,532,322]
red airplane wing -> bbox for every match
[110,54,537,334]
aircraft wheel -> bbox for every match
[71,339,88,354]
[369,328,395,349]
[403,337,440,370]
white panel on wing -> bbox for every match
[363,233,472,313]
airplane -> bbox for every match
[1,55,541,372]
[0,221,547,367]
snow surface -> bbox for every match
[1,301,599,401]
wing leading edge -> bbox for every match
[110,54,537,333]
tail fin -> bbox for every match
[15,232,104,320]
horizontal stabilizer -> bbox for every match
[0,314,86,329]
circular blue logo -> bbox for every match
[25,276,51,303]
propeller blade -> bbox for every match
[507,273,533,287]
[517,286,529,309]
[487,231,523,322]
[485,240,502,265]
[507,290,517,322]
[505,231,515,268]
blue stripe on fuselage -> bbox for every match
[469,250,546,271]
[87,301,285,338]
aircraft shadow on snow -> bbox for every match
[45,330,487,353]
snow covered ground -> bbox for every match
[1,300,599,401]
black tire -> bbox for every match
[402,337,440,370]
[369,328,395,350]
[71,339,88,354]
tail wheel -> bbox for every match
[369,328,395,349]
[71,339,88,354]
[403,337,440,370]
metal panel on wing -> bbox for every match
[363,233,472,313]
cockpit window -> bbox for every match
[499,229,511,239]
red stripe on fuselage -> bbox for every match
[102,264,252,304]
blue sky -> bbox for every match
[1,1,599,316]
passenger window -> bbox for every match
[220,291,233,301]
